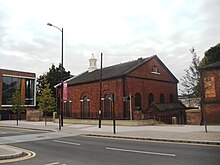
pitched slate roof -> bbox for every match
[151,102,186,112]
[67,56,153,85]
[67,55,178,86]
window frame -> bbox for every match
[2,74,36,107]
[151,65,160,75]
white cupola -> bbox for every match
[88,54,97,72]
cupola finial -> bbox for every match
[88,54,97,72]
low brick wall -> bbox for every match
[133,110,143,120]
[26,109,43,121]
[186,109,201,125]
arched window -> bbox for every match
[82,96,89,118]
[135,93,141,110]
[104,94,111,119]
[170,94,174,103]
[160,93,165,103]
[148,93,154,107]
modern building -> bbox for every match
[0,68,36,120]
[201,61,220,124]
[60,55,185,123]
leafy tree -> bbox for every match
[181,48,201,97]
[10,89,25,126]
[38,82,55,125]
[200,43,220,66]
[37,63,72,109]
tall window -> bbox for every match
[160,93,165,103]
[170,94,174,103]
[135,93,141,110]
[82,96,89,118]
[2,76,21,105]
[25,79,35,105]
[148,93,154,107]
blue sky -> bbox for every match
[0,0,219,91]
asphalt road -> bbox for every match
[0,127,47,137]
[8,135,220,165]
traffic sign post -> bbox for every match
[129,93,132,121]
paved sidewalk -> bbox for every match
[0,120,220,160]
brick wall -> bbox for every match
[67,57,178,119]
[129,57,177,83]
[186,109,201,125]
[69,77,176,119]
[68,78,124,119]
[202,69,220,124]
[126,77,177,111]
[204,104,220,124]
[26,109,43,121]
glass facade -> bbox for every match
[2,76,21,105]
[2,76,35,106]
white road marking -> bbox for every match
[44,162,59,165]
[44,162,66,165]
[53,140,81,146]
[106,147,176,157]
[44,162,60,165]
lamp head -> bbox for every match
[47,23,52,26]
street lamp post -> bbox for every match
[47,23,64,130]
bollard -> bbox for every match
[53,112,57,123]
[172,117,177,124]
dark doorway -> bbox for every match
[83,96,89,118]
[160,94,165,103]
[104,94,111,119]
[135,93,141,110]
[148,93,154,107]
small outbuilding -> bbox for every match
[145,102,186,124]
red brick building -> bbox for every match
[201,62,220,124]
[63,55,181,122]
[0,69,36,120]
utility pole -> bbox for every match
[47,23,64,130]
[99,53,103,128]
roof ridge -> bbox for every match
[67,55,160,85]
[123,55,155,75]
[101,57,149,70]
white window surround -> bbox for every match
[151,65,160,75]
[151,71,160,75]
